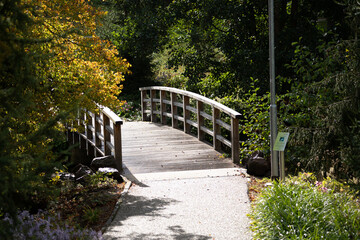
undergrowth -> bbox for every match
[250,173,360,240]
[1,172,124,239]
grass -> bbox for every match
[249,173,360,240]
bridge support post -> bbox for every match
[113,122,123,171]
[213,107,221,151]
[197,101,204,141]
[231,118,240,164]
[94,112,102,157]
[183,96,190,134]
[103,113,111,155]
[160,90,166,124]
[150,90,156,122]
[171,93,178,128]
[140,90,147,121]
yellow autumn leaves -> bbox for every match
[21,0,130,119]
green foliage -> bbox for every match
[279,35,360,179]
[49,172,121,231]
[87,171,117,188]
[1,2,126,239]
[82,207,101,226]
[103,0,170,93]
[116,101,142,121]
[250,173,360,240]
[0,1,67,226]
[105,0,360,182]
[218,79,270,163]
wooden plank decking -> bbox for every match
[121,121,236,174]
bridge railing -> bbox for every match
[67,106,123,171]
[139,86,241,163]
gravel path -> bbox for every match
[103,168,253,240]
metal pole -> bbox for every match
[268,0,279,177]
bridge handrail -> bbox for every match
[139,86,241,163]
[140,86,241,119]
[67,105,123,171]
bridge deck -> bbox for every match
[121,122,236,174]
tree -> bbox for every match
[0,1,129,234]
[280,1,360,180]
[104,0,171,95]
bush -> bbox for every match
[219,79,270,163]
[250,173,360,239]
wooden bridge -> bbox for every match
[67,86,242,174]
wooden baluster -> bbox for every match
[87,112,95,160]
[160,90,166,124]
[197,101,204,141]
[94,111,101,157]
[171,92,178,128]
[231,118,240,163]
[183,96,190,133]
[113,122,123,171]
[150,90,156,122]
[141,90,147,121]
[212,107,221,151]
[103,113,111,156]
[77,109,82,146]
[84,111,90,155]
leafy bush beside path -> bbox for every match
[250,173,360,240]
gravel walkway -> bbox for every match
[103,168,253,240]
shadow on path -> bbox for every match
[106,225,212,240]
[109,194,178,226]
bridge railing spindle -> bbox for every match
[141,90,147,121]
[197,101,204,141]
[212,107,221,151]
[160,90,166,124]
[94,112,102,157]
[103,113,111,156]
[150,90,156,122]
[171,92,178,128]
[183,95,190,134]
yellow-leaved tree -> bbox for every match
[24,0,130,120]
[0,0,129,226]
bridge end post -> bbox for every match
[183,96,190,133]
[212,107,221,151]
[150,90,156,123]
[140,90,147,121]
[160,90,166,124]
[171,93,178,128]
[197,101,205,141]
[113,121,123,172]
[231,118,240,164]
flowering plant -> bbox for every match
[3,210,103,240]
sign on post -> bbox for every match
[273,132,290,180]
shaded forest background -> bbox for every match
[0,0,360,235]
[101,0,360,182]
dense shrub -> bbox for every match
[250,173,360,239]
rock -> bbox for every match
[97,167,124,183]
[59,172,75,181]
[246,151,270,177]
[90,155,117,171]
[74,164,94,182]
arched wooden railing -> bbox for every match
[67,106,123,171]
[139,86,241,163]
